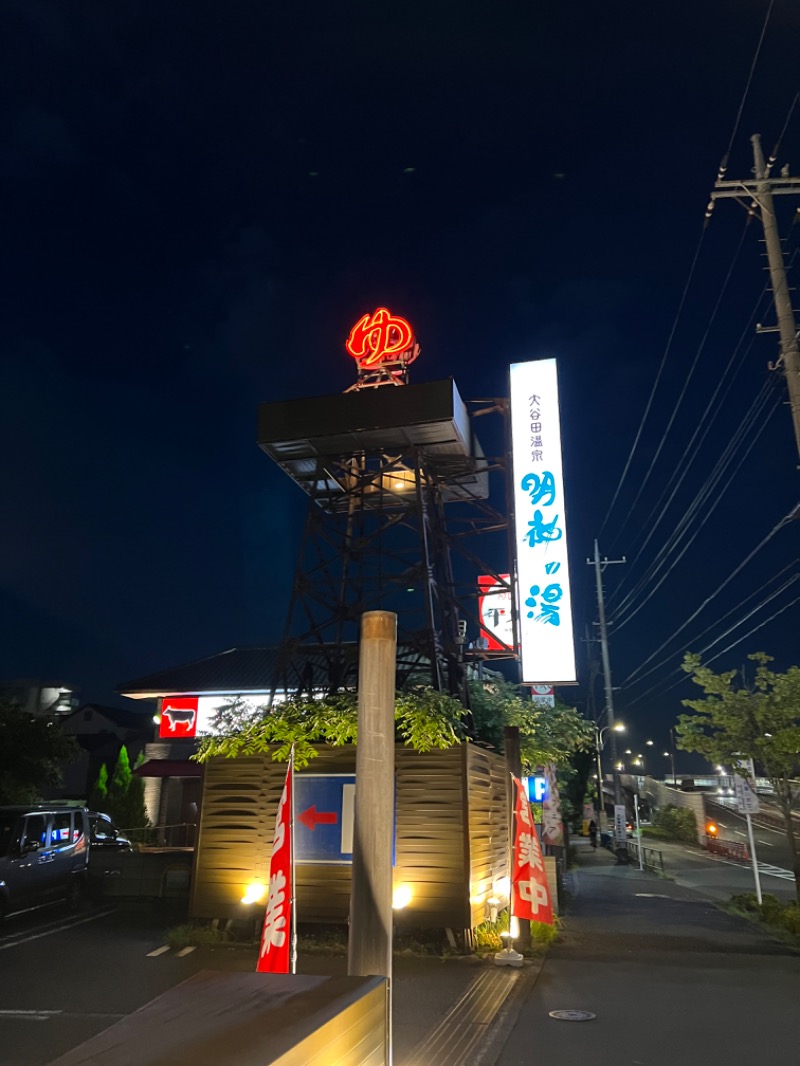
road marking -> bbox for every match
[635,893,673,899]
[0,909,115,951]
[176,946,196,957]
[717,858,795,880]
[756,839,776,847]
[0,1010,62,1021]
[146,945,171,957]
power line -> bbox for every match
[704,592,800,666]
[621,501,800,687]
[601,1,777,545]
[598,223,707,541]
[721,0,775,168]
[621,575,800,714]
[622,557,799,693]
[611,382,779,631]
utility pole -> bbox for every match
[710,133,800,461]
[587,541,625,859]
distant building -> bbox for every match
[49,703,153,802]
[0,679,77,717]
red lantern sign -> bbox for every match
[159,697,199,739]
[346,307,415,367]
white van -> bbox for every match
[0,805,90,919]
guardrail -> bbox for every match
[626,839,665,874]
[706,837,750,861]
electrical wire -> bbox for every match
[621,576,800,714]
[722,0,775,168]
[772,91,799,160]
[610,232,799,618]
[598,223,707,541]
[621,500,800,688]
[601,0,776,547]
[622,557,799,692]
[704,592,800,666]
[609,219,752,556]
[607,342,762,616]
[611,383,780,633]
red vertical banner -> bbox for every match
[511,774,554,926]
[256,761,293,973]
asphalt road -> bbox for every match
[0,900,478,1066]
[705,800,798,889]
[497,846,800,1066]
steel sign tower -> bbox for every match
[258,310,520,705]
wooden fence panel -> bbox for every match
[192,743,506,931]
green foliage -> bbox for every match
[111,745,132,795]
[678,654,800,786]
[728,893,800,937]
[195,679,593,781]
[88,763,109,810]
[467,677,594,770]
[472,906,559,952]
[105,746,150,833]
[166,923,228,949]
[0,700,78,804]
[196,688,467,768]
[678,652,800,898]
[652,804,698,843]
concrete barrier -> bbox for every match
[47,971,388,1066]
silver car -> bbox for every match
[0,805,90,919]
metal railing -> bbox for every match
[626,838,665,874]
[122,822,197,848]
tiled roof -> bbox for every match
[117,647,281,699]
[62,703,153,731]
[118,644,434,699]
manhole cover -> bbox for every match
[548,1010,596,1022]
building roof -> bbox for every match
[118,644,434,700]
[62,703,153,732]
[118,647,281,699]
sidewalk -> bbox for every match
[488,839,799,1066]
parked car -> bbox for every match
[0,805,90,919]
[88,812,133,852]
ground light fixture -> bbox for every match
[392,884,413,910]
[494,917,523,968]
[241,881,267,905]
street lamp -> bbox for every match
[594,722,625,831]
[663,751,676,786]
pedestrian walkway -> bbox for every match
[489,839,799,1066]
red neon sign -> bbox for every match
[346,308,415,367]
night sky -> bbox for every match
[2,1,799,761]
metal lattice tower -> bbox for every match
[258,354,519,705]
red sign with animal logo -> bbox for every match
[159,697,199,738]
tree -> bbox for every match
[196,687,467,768]
[677,652,800,900]
[0,699,78,804]
[106,746,149,836]
[88,762,109,811]
[467,677,595,770]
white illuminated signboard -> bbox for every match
[509,358,577,684]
